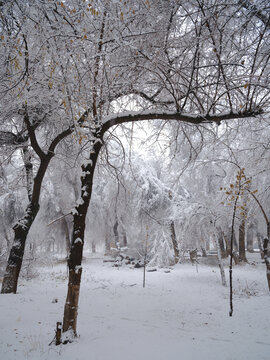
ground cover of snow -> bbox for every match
[0,254,269,360]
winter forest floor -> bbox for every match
[0,253,269,360]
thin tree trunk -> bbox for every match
[229,192,239,317]
[239,219,247,262]
[263,238,270,291]
[170,220,179,264]
[214,233,226,286]
[246,224,254,253]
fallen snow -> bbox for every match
[0,254,269,360]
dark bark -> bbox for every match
[62,129,103,335]
[170,221,179,264]
[113,219,119,249]
[122,224,128,247]
[123,234,127,247]
[263,238,270,291]
[239,219,247,262]
[1,203,39,293]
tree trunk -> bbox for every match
[257,232,265,260]
[214,233,226,286]
[62,130,103,337]
[233,229,238,252]
[239,219,247,262]
[104,236,111,256]
[246,223,254,253]
[122,225,128,248]
[170,221,179,264]
[113,219,119,249]
[263,238,270,291]
[22,146,34,202]
[217,228,226,258]
[1,203,39,293]
[223,233,231,257]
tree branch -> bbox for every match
[24,107,46,159]
[102,109,263,132]
[47,127,73,157]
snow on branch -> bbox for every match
[102,109,263,131]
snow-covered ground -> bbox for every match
[0,254,269,360]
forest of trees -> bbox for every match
[0,0,269,343]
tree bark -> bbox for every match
[217,228,227,258]
[239,219,247,262]
[104,236,111,256]
[170,220,179,264]
[263,238,270,291]
[1,203,39,293]
[247,223,254,253]
[214,233,226,286]
[62,129,103,336]
[257,232,265,260]
[113,219,120,249]
[22,146,34,202]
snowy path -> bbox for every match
[0,256,269,360]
